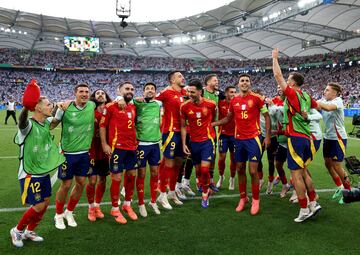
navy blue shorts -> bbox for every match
[137,144,161,168]
[218,134,235,154]
[190,139,215,165]
[110,148,138,173]
[287,136,315,170]
[58,152,90,180]
[89,159,109,176]
[275,144,287,163]
[323,138,347,162]
[234,136,263,163]
[20,175,51,205]
[161,132,183,159]
[313,139,321,152]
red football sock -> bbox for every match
[95,182,106,204]
[150,175,158,203]
[298,197,308,209]
[160,165,171,193]
[86,184,95,204]
[55,199,65,215]
[110,179,121,207]
[251,183,260,200]
[125,174,135,202]
[27,206,47,231]
[308,189,316,202]
[268,175,274,183]
[332,176,342,187]
[169,165,180,192]
[218,159,225,176]
[136,176,145,205]
[343,177,351,190]
[239,182,247,199]
[17,207,39,231]
[67,197,79,212]
[230,153,236,178]
[201,166,210,194]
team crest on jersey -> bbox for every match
[196,112,201,118]
[102,109,107,115]
[202,107,208,115]
[248,100,253,108]
[127,112,132,119]
[34,193,41,201]
[180,97,184,103]
[241,104,246,110]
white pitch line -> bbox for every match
[0,156,17,159]
[0,188,336,213]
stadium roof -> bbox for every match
[0,0,360,60]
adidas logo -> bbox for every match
[189,110,194,114]
[333,156,338,160]
[207,156,212,160]
[252,156,257,160]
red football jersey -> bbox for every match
[180,98,216,142]
[100,102,137,151]
[218,99,235,136]
[272,96,284,106]
[283,86,317,139]
[156,87,186,133]
[229,92,264,140]
[89,110,106,160]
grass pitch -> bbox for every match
[0,110,360,254]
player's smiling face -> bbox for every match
[188,86,201,102]
[143,84,156,99]
[75,86,90,104]
[238,76,251,92]
[121,83,135,102]
[323,85,337,101]
[95,90,106,103]
[208,76,219,90]
[226,88,236,100]
[173,72,186,87]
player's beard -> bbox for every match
[124,93,133,103]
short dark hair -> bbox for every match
[168,71,181,82]
[204,74,217,85]
[328,82,342,95]
[188,78,203,91]
[225,85,236,93]
[144,82,157,91]
[74,83,89,93]
[239,73,251,80]
[290,72,304,86]
[118,81,133,90]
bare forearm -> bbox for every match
[18,108,29,129]
[272,58,287,91]
[264,114,271,138]
[100,127,108,146]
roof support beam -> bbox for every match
[211,41,248,59]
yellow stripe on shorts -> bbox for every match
[287,138,304,169]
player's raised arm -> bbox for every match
[272,48,287,91]
[18,107,29,130]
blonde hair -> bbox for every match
[327,82,342,95]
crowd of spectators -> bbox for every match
[1,47,360,70]
[1,65,359,106]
